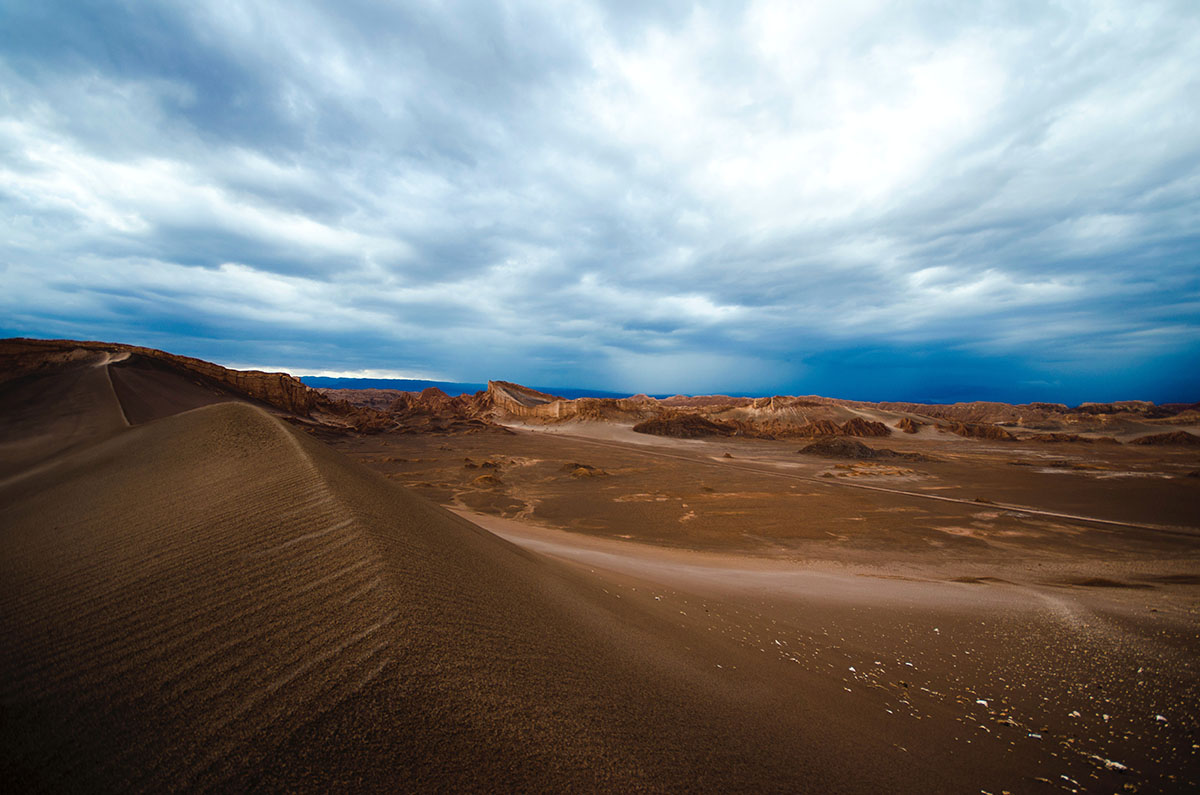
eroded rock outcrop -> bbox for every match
[939,422,1017,441]
[633,413,738,438]
[1,338,322,415]
[790,418,892,438]
[797,437,937,462]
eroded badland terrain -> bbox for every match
[2,338,1198,792]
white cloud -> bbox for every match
[1,0,1198,398]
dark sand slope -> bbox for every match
[1,379,978,791]
[4,359,1197,792]
[0,356,128,481]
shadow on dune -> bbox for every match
[1,358,942,792]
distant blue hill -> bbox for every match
[300,376,644,400]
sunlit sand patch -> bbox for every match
[936,525,990,539]
[614,492,673,502]
[827,462,919,478]
[1093,471,1173,479]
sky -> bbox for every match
[2,0,1198,403]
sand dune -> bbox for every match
[3,352,1196,792]
[0,363,943,792]
[0,359,128,481]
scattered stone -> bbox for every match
[1087,754,1129,772]
[561,462,608,477]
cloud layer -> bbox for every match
[2,0,1198,401]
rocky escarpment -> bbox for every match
[1,338,322,416]
[163,354,320,415]
[385,388,507,434]
[318,388,411,411]
[489,381,659,423]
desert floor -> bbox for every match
[330,420,1200,792]
[2,357,1198,792]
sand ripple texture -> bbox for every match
[0,388,920,792]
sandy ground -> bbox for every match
[333,419,1200,792]
[2,358,1198,792]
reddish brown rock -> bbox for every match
[940,422,1016,441]
[840,417,892,437]
[633,414,738,438]
[789,418,892,438]
[797,437,936,462]
[0,338,322,415]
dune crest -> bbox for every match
[0,382,935,791]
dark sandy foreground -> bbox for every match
[1,359,1198,792]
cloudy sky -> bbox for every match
[2,1,1198,402]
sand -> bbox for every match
[2,357,1198,792]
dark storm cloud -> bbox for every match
[1,0,1198,399]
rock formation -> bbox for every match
[797,437,936,462]
[8,338,1194,444]
[939,422,1017,441]
[1,338,321,415]
[788,418,892,438]
[633,413,738,438]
